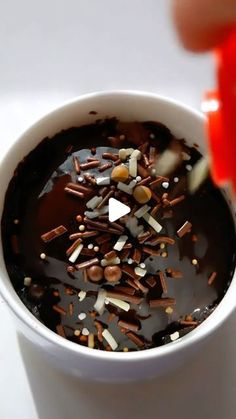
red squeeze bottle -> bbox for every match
[204,29,236,196]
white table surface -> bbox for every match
[1,1,236,418]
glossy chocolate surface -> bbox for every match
[1,119,235,351]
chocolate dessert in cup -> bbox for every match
[0,91,235,381]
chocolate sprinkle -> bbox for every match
[64,187,85,199]
[80,161,100,170]
[41,225,67,243]
[126,331,145,348]
[99,162,113,172]
[208,271,217,285]
[106,291,143,305]
[56,324,66,338]
[76,258,100,270]
[53,305,67,315]
[149,298,176,308]
[159,271,168,294]
[118,320,140,332]
[177,221,192,238]
[73,156,81,174]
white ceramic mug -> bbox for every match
[0,91,235,382]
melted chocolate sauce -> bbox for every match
[1,119,235,351]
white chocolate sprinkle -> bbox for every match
[125,216,144,237]
[129,158,137,178]
[84,210,100,219]
[142,212,162,233]
[78,176,84,183]
[79,225,85,231]
[174,177,179,183]
[74,329,81,336]
[101,257,121,267]
[78,291,86,301]
[117,182,133,195]
[136,176,142,182]
[127,258,133,264]
[102,329,118,350]
[69,243,84,263]
[155,150,179,176]
[170,331,180,341]
[105,297,130,312]
[134,266,147,277]
[113,235,128,251]
[130,149,142,160]
[119,148,127,161]
[99,205,109,214]
[94,246,99,252]
[86,195,103,210]
[24,277,32,286]
[188,157,209,194]
[88,243,94,249]
[126,148,134,156]
[96,176,111,185]
[40,253,46,260]
[94,290,107,315]
[78,312,86,321]
[85,206,109,219]
[134,204,151,218]
[129,179,137,188]
[88,333,95,348]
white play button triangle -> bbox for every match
[108,198,130,222]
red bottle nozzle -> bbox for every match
[204,29,236,195]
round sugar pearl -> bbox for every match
[78,312,86,321]
[186,165,192,171]
[111,165,129,182]
[133,186,152,204]
[162,182,169,189]
[82,328,89,336]
[87,265,103,282]
[104,266,122,283]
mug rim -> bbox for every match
[0,89,235,363]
